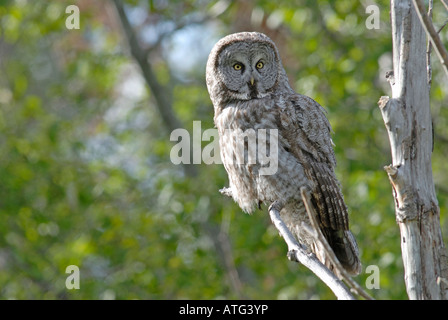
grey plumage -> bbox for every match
[206,32,361,275]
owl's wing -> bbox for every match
[278,94,349,232]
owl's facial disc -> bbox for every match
[218,41,278,100]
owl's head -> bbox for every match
[206,32,292,105]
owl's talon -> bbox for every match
[219,187,233,198]
[268,200,284,213]
[287,249,298,262]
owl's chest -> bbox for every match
[215,99,278,132]
[216,99,285,175]
[216,100,280,166]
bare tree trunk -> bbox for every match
[378,0,448,299]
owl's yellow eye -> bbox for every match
[233,63,243,70]
[256,61,264,69]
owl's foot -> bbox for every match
[287,249,299,262]
[219,187,233,198]
[268,200,284,213]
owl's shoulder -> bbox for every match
[274,93,336,167]
[275,93,327,117]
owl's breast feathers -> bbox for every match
[214,97,275,213]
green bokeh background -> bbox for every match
[0,0,447,299]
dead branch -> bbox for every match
[268,201,355,300]
[300,188,374,300]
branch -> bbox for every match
[268,201,355,300]
[112,0,197,176]
[426,0,433,87]
[144,14,215,56]
[441,0,448,11]
[300,188,374,300]
[412,0,448,80]
[220,187,365,299]
[112,0,181,132]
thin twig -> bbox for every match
[426,0,433,87]
[437,18,448,33]
[412,0,448,80]
[144,15,214,56]
[441,0,448,11]
[300,188,374,300]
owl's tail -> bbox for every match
[323,229,362,276]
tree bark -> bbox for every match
[378,0,448,299]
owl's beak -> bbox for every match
[250,77,255,86]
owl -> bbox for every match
[206,32,361,275]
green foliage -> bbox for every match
[0,0,447,300]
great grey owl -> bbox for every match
[206,32,361,275]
